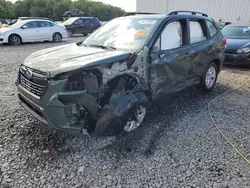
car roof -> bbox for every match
[122,13,214,22]
[226,24,250,27]
[18,19,54,24]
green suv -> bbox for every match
[16,11,225,136]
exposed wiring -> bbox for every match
[208,81,250,165]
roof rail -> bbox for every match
[123,12,158,16]
[168,11,208,17]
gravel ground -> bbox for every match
[1,37,250,188]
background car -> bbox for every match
[0,19,68,45]
[222,24,250,67]
[216,21,232,30]
[0,19,8,28]
[63,9,84,17]
[62,17,101,37]
[7,19,17,26]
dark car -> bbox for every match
[63,9,84,17]
[222,24,250,66]
[216,21,232,30]
[63,17,101,37]
[15,11,225,137]
[0,19,8,25]
[0,19,8,28]
[7,19,17,26]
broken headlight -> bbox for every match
[62,70,101,93]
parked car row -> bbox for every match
[0,19,68,45]
[0,16,102,45]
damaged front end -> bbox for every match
[17,47,151,136]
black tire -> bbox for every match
[200,62,218,91]
[93,105,124,137]
[67,29,73,37]
[52,33,62,42]
[67,13,72,17]
[83,33,88,36]
[8,34,21,46]
[93,92,149,137]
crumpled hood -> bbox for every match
[23,43,132,77]
[225,38,250,50]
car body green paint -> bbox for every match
[15,13,225,136]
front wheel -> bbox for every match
[93,92,149,137]
[9,34,21,46]
[200,62,218,91]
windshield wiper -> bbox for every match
[87,44,116,50]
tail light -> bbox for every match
[222,38,227,46]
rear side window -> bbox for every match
[93,18,100,25]
[189,21,207,44]
[205,20,218,37]
[83,19,91,25]
[38,21,52,27]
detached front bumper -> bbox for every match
[224,52,250,65]
[16,77,98,135]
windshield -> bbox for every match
[9,21,26,28]
[83,17,160,51]
[222,26,250,39]
[63,18,77,25]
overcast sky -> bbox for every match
[93,0,136,12]
[9,0,137,12]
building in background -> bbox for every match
[136,0,250,24]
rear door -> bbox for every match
[38,21,54,40]
[185,19,213,80]
[82,19,93,33]
[150,18,192,98]
[19,21,40,42]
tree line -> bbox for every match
[0,0,126,21]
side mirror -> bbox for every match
[21,25,28,29]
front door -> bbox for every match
[72,19,84,34]
[19,21,40,42]
[150,19,192,100]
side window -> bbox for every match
[38,21,52,28]
[93,19,100,25]
[49,22,55,26]
[161,21,183,50]
[84,19,91,25]
[24,21,38,29]
[189,21,207,44]
[74,19,83,25]
[205,20,218,37]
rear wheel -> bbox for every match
[52,33,62,42]
[83,33,88,36]
[200,62,218,91]
[9,34,21,46]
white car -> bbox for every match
[0,19,68,45]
